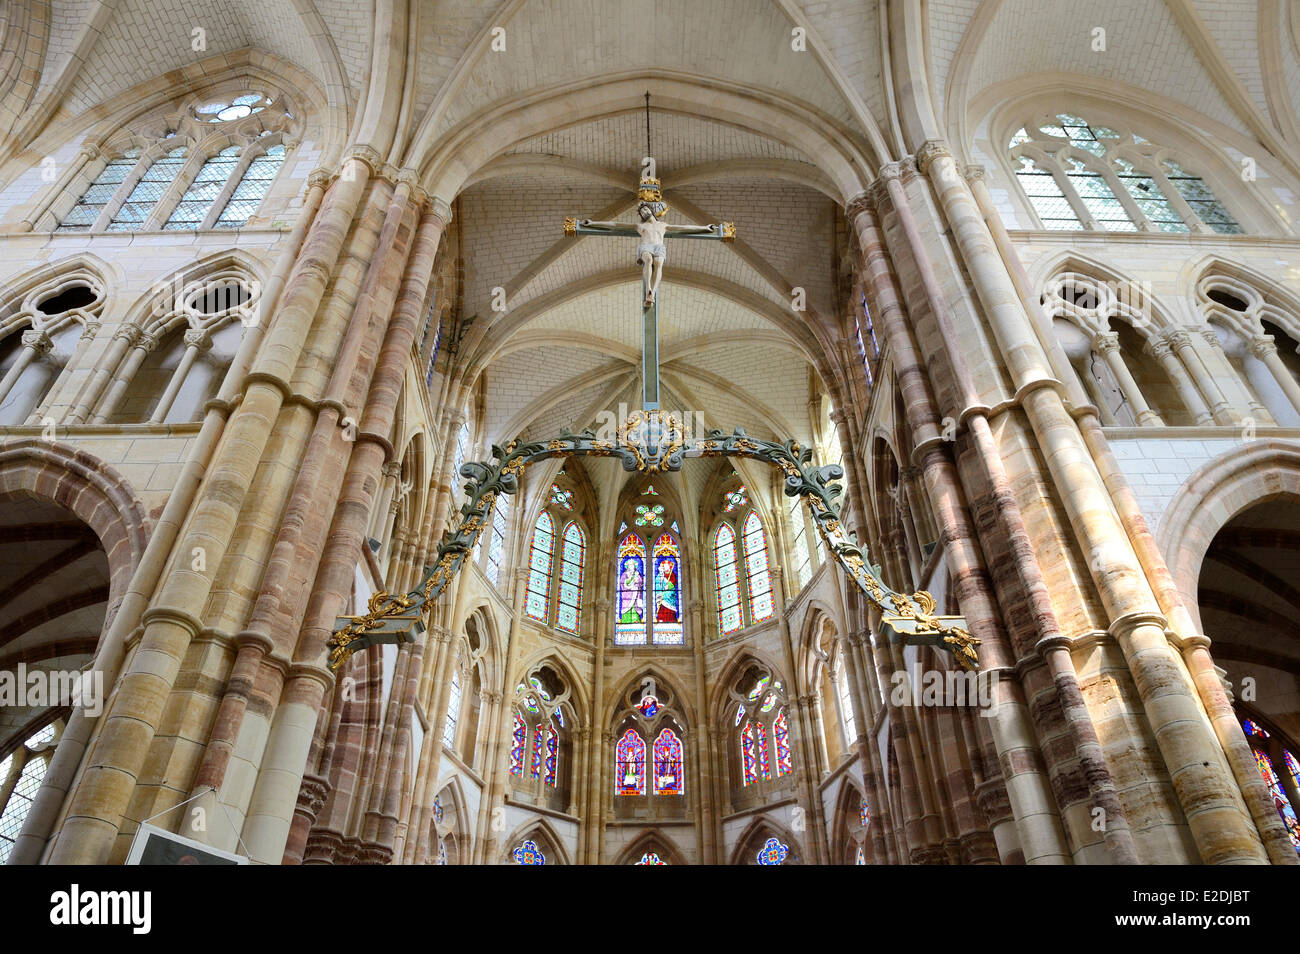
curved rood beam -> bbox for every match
[328,410,979,673]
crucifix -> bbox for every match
[562,95,735,409]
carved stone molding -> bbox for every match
[915,140,953,176]
[183,328,213,352]
[20,330,53,355]
[1091,331,1121,355]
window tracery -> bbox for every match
[1007,112,1241,234]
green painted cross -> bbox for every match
[563,172,735,409]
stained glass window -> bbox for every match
[734,704,746,727]
[164,147,240,230]
[434,794,444,825]
[442,669,461,749]
[509,712,526,776]
[556,521,585,634]
[643,485,659,495]
[437,842,448,865]
[545,723,558,786]
[748,675,770,702]
[0,733,53,864]
[1113,157,1187,233]
[635,503,664,526]
[528,676,552,702]
[743,512,774,624]
[651,534,682,644]
[855,846,865,865]
[774,709,792,777]
[616,728,647,795]
[619,521,627,534]
[214,143,285,229]
[636,851,667,865]
[1064,158,1135,231]
[524,511,554,623]
[107,147,186,231]
[714,523,742,636]
[724,487,748,512]
[1242,717,1300,853]
[57,152,139,232]
[742,721,770,785]
[860,801,870,830]
[1014,155,1082,230]
[549,484,573,509]
[485,495,507,587]
[1163,161,1242,234]
[531,719,546,780]
[1053,113,1108,157]
[760,693,777,713]
[653,728,684,795]
[1253,749,1300,851]
[555,706,565,728]
[615,534,648,644]
[513,839,545,865]
[195,92,270,123]
[756,836,788,865]
[670,520,679,533]
[639,695,658,718]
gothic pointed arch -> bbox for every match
[614,829,690,866]
[501,816,571,866]
[729,814,804,866]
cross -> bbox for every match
[563,171,735,409]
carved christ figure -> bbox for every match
[580,200,724,307]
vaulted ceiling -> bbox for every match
[6,0,1297,497]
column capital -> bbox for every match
[963,164,987,182]
[1248,335,1277,360]
[844,191,873,221]
[183,328,213,352]
[1198,328,1224,349]
[77,144,102,163]
[1091,331,1121,354]
[1164,328,1195,350]
[916,140,954,176]
[344,145,385,177]
[429,196,454,226]
[78,320,101,342]
[136,330,163,353]
[20,329,53,355]
[382,461,403,479]
[1145,336,1174,359]
[306,168,334,191]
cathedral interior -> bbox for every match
[1,0,1299,867]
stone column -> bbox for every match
[90,328,158,424]
[1147,334,1214,425]
[918,140,1270,864]
[147,327,212,423]
[477,567,528,864]
[1249,335,1300,420]
[1165,330,1234,424]
[687,596,716,862]
[850,183,1069,863]
[586,597,609,863]
[1202,328,1267,422]
[240,189,445,863]
[0,328,52,409]
[1093,331,1161,426]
